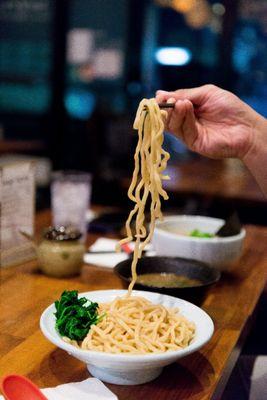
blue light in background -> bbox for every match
[65,89,96,120]
[232,26,258,73]
[155,47,192,66]
[242,95,267,117]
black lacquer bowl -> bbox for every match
[114,256,221,304]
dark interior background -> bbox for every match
[0,0,266,221]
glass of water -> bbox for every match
[51,171,92,240]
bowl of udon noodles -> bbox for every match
[40,289,214,385]
[152,215,246,271]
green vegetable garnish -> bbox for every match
[54,290,104,341]
[190,229,215,238]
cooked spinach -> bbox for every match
[54,290,104,341]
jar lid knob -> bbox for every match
[43,226,82,241]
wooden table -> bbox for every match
[122,158,266,204]
[0,140,45,155]
[0,211,267,400]
[163,158,266,203]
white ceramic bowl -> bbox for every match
[40,289,214,385]
[152,215,246,270]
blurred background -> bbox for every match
[0,0,266,221]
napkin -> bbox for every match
[89,238,131,252]
[0,378,117,400]
[249,356,267,400]
[84,238,155,268]
[84,238,128,268]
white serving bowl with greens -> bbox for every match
[40,289,213,385]
[152,215,246,270]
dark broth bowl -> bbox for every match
[114,256,221,305]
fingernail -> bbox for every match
[167,97,176,104]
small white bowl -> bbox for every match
[40,289,214,385]
[152,215,246,270]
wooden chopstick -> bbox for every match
[158,103,175,109]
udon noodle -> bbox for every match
[80,296,195,354]
[116,98,170,294]
[64,99,195,353]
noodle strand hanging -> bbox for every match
[116,98,170,295]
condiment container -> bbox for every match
[37,226,85,277]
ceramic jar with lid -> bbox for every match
[37,226,85,277]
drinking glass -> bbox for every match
[51,171,92,240]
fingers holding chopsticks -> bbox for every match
[156,91,199,149]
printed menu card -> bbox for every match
[0,161,35,267]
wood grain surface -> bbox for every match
[0,210,267,400]
[122,158,266,204]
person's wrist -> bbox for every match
[242,113,267,167]
[241,113,267,196]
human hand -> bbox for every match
[156,84,262,160]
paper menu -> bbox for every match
[0,161,35,267]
